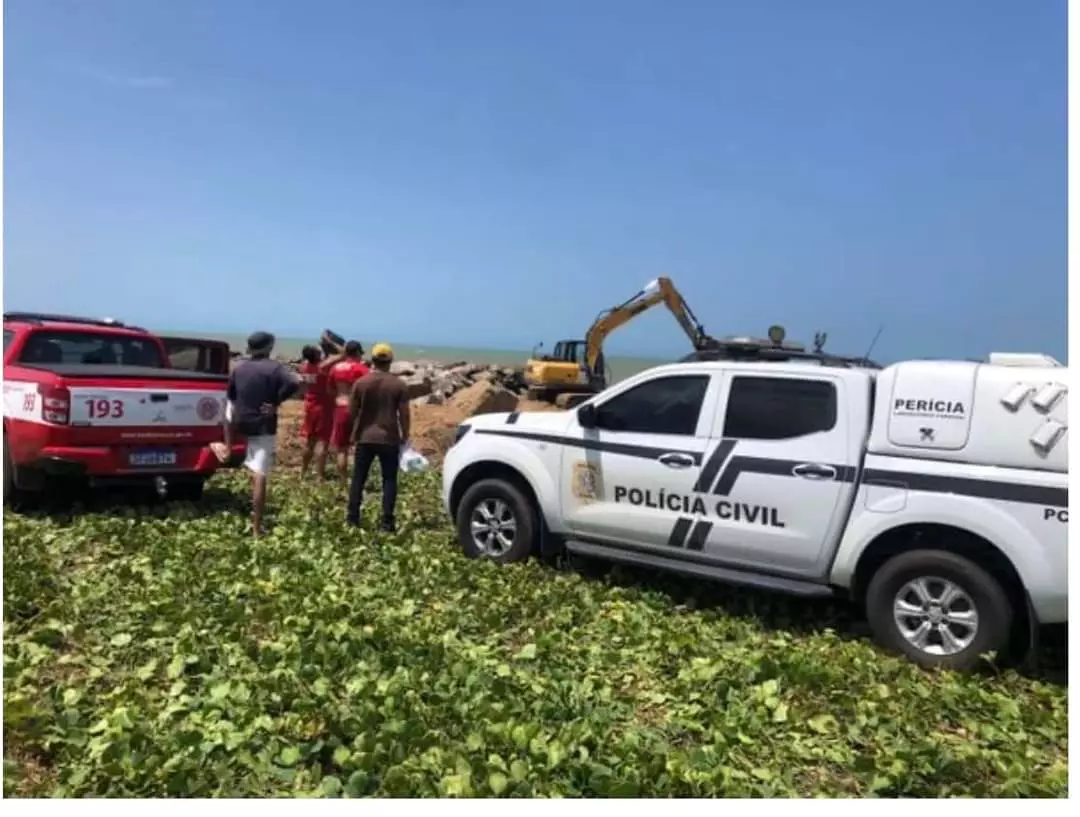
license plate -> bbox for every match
[128,450,178,468]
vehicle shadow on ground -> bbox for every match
[6,484,250,521]
[586,561,1068,687]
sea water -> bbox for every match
[156,331,665,385]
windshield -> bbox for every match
[18,330,165,367]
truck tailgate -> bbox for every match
[68,385,227,431]
[22,364,230,446]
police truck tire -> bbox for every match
[456,478,537,563]
[865,549,1013,672]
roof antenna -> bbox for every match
[861,324,885,364]
[812,331,827,354]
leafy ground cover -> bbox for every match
[3,470,1068,797]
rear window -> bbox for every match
[162,339,231,375]
[18,331,165,367]
[3,330,13,354]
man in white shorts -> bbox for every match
[212,331,299,536]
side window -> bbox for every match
[595,375,709,436]
[723,376,837,440]
[3,330,14,355]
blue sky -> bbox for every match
[3,0,1066,362]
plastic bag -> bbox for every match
[400,444,429,474]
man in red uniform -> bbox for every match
[329,340,370,476]
[297,344,341,479]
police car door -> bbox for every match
[698,371,860,577]
[559,371,720,550]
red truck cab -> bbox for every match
[2,313,245,502]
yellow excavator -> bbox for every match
[524,276,720,405]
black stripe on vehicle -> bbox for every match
[862,469,1067,508]
[835,465,859,484]
[713,456,801,496]
[685,520,712,551]
[506,411,520,425]
[475,429,1066,508]
[667,517,693,547]
[474,428,704,465]
[712,457,1066,508]
[692,438,737,493]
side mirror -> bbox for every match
[577,403,597,429]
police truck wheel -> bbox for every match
[865,549,1013,672]
[456,479,536,563]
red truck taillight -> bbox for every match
[39,384,70,425]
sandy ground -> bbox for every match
[275,396,558,469]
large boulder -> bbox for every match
[390,360,417,376]
[447,363,485,379]
[402,374,432,400]
[432,368,472,397]
[450,380,520,417]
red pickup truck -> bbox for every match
[2,312,244,503]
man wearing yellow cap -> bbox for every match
[346,342,411,531]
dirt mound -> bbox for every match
[271,378,561,469]
[447,380,519,416]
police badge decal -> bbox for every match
[572,461,600,503]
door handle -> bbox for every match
[658,452,695,469]
[792,463,837,480]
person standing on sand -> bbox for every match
[298,344,345,479]
[211,331,299,537]
[328,340,371,477]
[346,343,410,531]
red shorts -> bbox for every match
[330,405,353,449]
[301,402,332,442]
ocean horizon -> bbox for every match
[156,330,668,384]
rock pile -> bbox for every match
[390,360,527,407]
[238,352,536,427]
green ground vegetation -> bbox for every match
[3,470,1068,797]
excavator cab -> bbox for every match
[524,339,591,399]
[529,340,587,364]
[525,275,710,403]
[524,338,590,400]
[550,340,587,365]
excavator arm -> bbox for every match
[583,276,714,388]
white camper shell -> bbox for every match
[870,357,1068,473]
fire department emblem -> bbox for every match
[197,397,220,421]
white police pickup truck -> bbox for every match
[441,342,1068,670]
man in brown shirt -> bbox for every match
[346,342,411,531]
